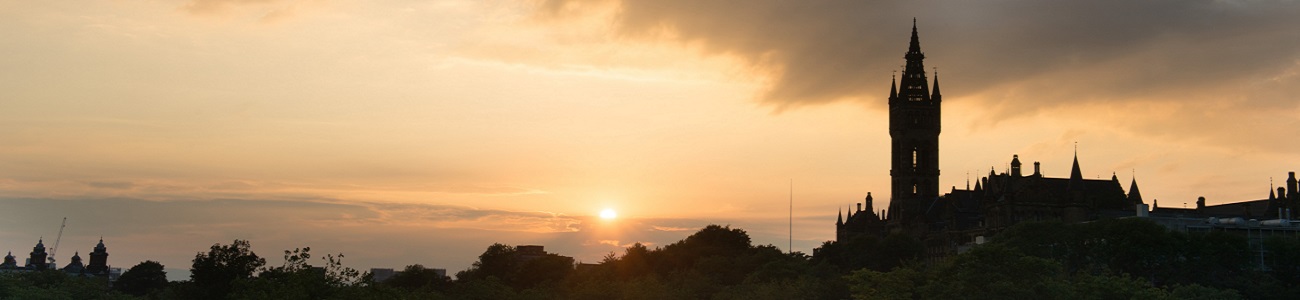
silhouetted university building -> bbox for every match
[1,238,114,279]
[835,21,1300,258]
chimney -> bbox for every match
[857,203,862,212]
[1033,162,1041,176]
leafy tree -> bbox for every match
[455,243,576,292]
[611,243,652,279]
[813,232,921,273]
[227,246,365,299]
[845,266,925,300]
[457,243,518,282]
[114,260,169,296]
[920,245,1071,299]
[384,264,453,292]
[190,239,266,299]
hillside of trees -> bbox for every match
[2,219,1299,299]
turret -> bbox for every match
[28,239,48,270]
[932,70,942,101]
[865,193,875,215]
[86,238,109,275]
[1011,155,1022,177]
[62,252,85,274]
[1128,176,1144,205]
[889,74,898,102]
[1068,149,1084,193]
[1,251,16,269]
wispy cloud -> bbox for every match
[182,0,280,16]
[180,0,324,24]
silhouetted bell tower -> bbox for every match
[887,19,941,223]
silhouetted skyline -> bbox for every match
[3,0,1299,277]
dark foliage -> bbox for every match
[113,260,168,297]
[188,239,266,299]
[7,220,1300,299]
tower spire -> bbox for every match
[836,207,843,225]
[1068,144,1084,192]
[932,68,941,99]
[889,72,898,99]
[886,18,939,224]
[909,18,921,54]
[1271,178,1277,200]
[1129,174,1144,205]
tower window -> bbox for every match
[911,149,918,170]
[913,184,918,195]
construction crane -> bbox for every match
[47,217,66,266]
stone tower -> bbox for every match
[86,238,109,275]
[887,19,942,223]
[27,239,48,270]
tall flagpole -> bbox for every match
[789,179,793,255]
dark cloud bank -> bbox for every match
[538,0,1300,151]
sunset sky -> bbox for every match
[2,0,1299,279]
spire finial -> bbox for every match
[1069,143,1084,191]
[931,67,942,98]
[908,19,922,54]
[889,71,898,99]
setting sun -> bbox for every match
[599,208,618,220]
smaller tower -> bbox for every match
[62,252,85,274]
[28,239,48,270]
[1010,155,1022,177]
[1,252,16,269]
[86,238,109,275]
[864,193,875,216]
[932,69,942,101]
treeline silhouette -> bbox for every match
[3,220,1299,299]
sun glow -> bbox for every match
[599,208,617,220]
